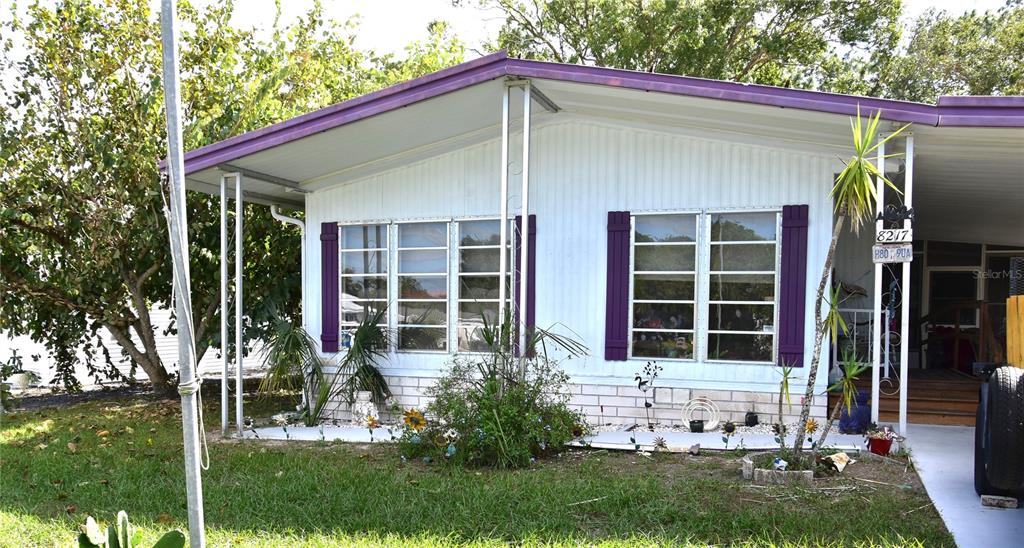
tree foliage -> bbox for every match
[0,0,463,393]
[469,0,902,87]
[472,0,1023,102]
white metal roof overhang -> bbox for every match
[183,75,1023,246]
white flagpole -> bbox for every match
[159,0,206,545]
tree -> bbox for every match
[467,0,1024,102]
[466,0,902,87]
[789,110,906,463]
[876,2,1024,102]
[0,0,464,393]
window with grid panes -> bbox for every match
[706,212,778,363]
[396,222,449,351]
[630,214,698,359]
[456,219,512,351]
[339,224,389,342]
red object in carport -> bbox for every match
[868,438,894,456]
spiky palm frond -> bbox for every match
[337,305,392,404]
[828,349,870,413]
[826,284,849,344]
[257,315,320,395]
[831,106,909,232]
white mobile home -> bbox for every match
[178,52,1024,428]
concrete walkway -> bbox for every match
[907,424,1024,548]
[242,425,864,452]
[571,430,864,452]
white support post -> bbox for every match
[498,85,510,330]
[899,134,914,435]
[235,174,244,436]
[871,136,885,424]
[220,175,229,436]
[518,82,532,363]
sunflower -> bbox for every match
[805,419,819,435]
[403,409,426,431]
[366,415,380,429]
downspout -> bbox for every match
[270,205,306,330]
[271,205,308,411]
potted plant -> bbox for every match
[865,424,903,455]
[2,350,39,390]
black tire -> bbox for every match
[975,384,1009,496]
[985,367,1024,491]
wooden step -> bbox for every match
[827,393,979,422]
[878,409,975,426]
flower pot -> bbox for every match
[744,411,759,427]
[9,373,32,390]
[689,419,704,433]
[867,438,893,456]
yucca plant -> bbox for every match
[815,350,869,454]
[790,107,908,463]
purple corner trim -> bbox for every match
[320,222,339,353]
[778,205,809,368]
[513,215,537,357]
[176,54,1024,174]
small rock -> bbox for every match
[981,495,1019,509]
[688,444,700,455]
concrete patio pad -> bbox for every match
[907,424,1024,548]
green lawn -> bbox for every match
[0,391,953,547]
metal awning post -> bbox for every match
[219,175,229,436]
[158,0,206,544]
[871,136,886,425]
[518,82,532,364]
[498,85,511,333]
[235,174,244,436]
[899,134,914,435]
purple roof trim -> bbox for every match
[938,96,1024,108]
[179,51,511,174]
[179,53,1024,175]
[507,59,941,125]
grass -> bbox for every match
[0,391,953,547]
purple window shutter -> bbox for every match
[778,205,809,367]
[605,211,631,361]
[513,215,537,356]
[320,222,339,352]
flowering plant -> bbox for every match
[865,424,903,441]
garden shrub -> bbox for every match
[398,320,587,468]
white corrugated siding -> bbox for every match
[305,117,836,393]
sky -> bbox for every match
[0,0,1013,89]
[193,0,1011,60]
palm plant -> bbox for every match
[814,350,869,454]
[790,107,907,462]
[258,315,320,394]
[258,306,392,425]
[336,305,392,404]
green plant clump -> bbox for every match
[78,511,184,548]
[399,317,587,468]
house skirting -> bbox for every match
[325,375,827,426]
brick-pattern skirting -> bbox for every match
[565,384,826,426]
[325,375,826,426]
